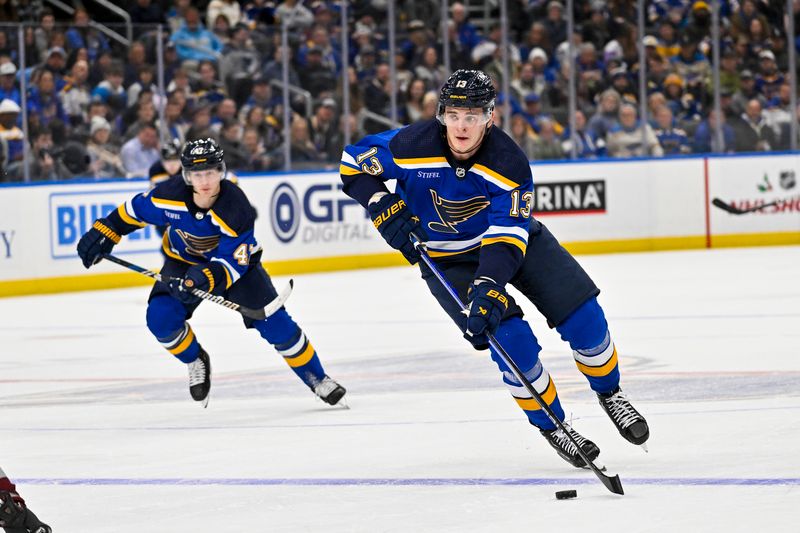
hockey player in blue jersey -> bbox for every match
[77,138,346,407]
[340,70,649,468]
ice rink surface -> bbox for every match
[1,246,798,532]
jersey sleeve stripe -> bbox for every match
[481,235,527,254]
[211,257,238,285]
[117,202,146,228]
[471,164,517,191]
[208,210,238,237]
[393,156,450,169]
[339,163,361,176]
[152,197,189,211]
[340,150,358,167]
[485,225,529,241]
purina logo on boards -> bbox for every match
[532,180,607,215]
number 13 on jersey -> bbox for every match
[509,190,533,218]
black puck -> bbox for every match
[555,489,577,500]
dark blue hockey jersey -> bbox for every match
[108,175,260,288]
[340,119,533,285]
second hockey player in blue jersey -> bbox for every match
[340,70,649,468]
[77,138,345,408]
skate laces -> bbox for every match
[602,390,640,429]
[550,424,587,455]
[313,376,339,399]
[187,357,206,387]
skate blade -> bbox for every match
[639,442,648,453]
[582,460,606,472]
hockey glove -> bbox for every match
[367,193,428,264]
[168,263,226,305]
[76,218,121,268]
[466,277,509,341]
[0,491,51,533]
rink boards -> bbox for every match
[0,152,798,296]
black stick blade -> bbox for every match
[711,198,744,214]
[601,473,625,495]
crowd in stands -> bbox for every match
[0,0,797,181]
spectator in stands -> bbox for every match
[25,128,66,181]
[543,1,567,48]
[763,83,794,149]
[131,0,166,38]
[307,97,338,161]
[520,21,552,61]
[510,113,537,160]
[718,47,743,96]
[167,67,193,102]
[207,0,242,28]
[275,0,314,31]
[33,9,56,63]
[670,33,711,101]
[41,46,67,92]
[414,46,448,93]
[120,122,159,177]
[532,117,566,160]
[731,0,770,40]
[450,2,481,51]
[754,50,784,101]
[300,46,337,99]
[693,109,736,153]
[170,7,223,64]
[123,98,158,141]
[576,42,605,103]
[86,116,125,179]
[210,97,237,135]
[401,19,433,69]
[663,73,701,125]
[158,93,188,146]
[403,78,427,124]
[192,60,227,105]
[588,88,620,143]
[60,59,91,127]
[27,69,67,129]
[299,25,341,74]
[218,118,249,170]
[241,126,276,171]
[561,109,604,159]
[732,98,777,152]
[123,42,148,88]
[126,65,158,110]
[606,103,664,158]
[210,13,233,47]
[0,99,23,165]
[354,44,377,83]
[65,8,110,62]
[0,61,19,105]
[290,114,326,167]
[653,104,691,155]
[732,69,765,115]
[521,92,562,135]
[263,45,301,105]
[167,0,192,33]
[91,61,127,116]
[185,103,213,141]
[444,19,474,72]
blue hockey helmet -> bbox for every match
[437,69,496,119]
[180,138,226,184]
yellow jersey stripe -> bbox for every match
[472,163,518,190]
[482,235,527,254]
[513,378,558,411]
[168,328,195,355]
[152,197,187,209]
[339,164,361,175]
[209,210,237,237]
[575,348,619,377]
[116,204,146,228]
[393,156,448,165]
[285,343,315,368]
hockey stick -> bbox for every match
[711,197,782,215]
[101,254,292,320]
[410,234,624,495]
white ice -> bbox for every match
[1,246,798,532]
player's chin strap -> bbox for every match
[101,254,292,321]
[408,232,625,496]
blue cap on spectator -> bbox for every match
[524,93,540,104]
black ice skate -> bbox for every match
[312,376,346,406]
[187,348,211,408]
[540,423,601,469]
[598,387,649,449]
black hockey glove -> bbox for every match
[168,263,225,305]
[466,277,509,342]
[367,193,428,264]
[76,218,121,268]
[0,491,51,533]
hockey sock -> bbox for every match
[146,295,201,363]
[160,322,201,364]
[254,309,326,387]
[490,317,565,430]
[556,298,620,394]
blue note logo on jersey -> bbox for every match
[174,229,220,257]
[428,190,490,233]
[270,182,301,243]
